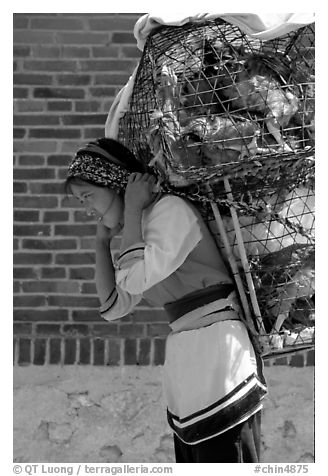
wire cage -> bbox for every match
[118,18,315,359]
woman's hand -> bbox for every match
[124,173,157,213]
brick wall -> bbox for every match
[13,13,314,368]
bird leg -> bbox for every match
[266,116,293,153]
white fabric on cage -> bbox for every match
[105,12,315,139]
[133,13,315,51]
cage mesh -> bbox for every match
[118,19,315,358]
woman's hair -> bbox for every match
[65,138,146,196]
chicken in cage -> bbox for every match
[118,18,315,358]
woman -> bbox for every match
[65,137,267,463]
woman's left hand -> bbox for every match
[124,173,157,213]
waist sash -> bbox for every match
[164,283,235,323]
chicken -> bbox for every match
[209,185,314,330]
[215,47,299,152]
[258,244,314,333]
[147,64,202,187]
[183,114,271,164]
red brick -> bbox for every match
[56,32,109,45]
[13,15,30,29]
[63,324,90,336]
[47,155,71,166]
[75,101,101,112]
[14,129,26,139]
[290,353,305,367]
[14,140,58,153]
[91,46,120,58]
[88,17,139,31]
[92,324,118,337]
[14,196,58,208]
[137,338,151,366]
[64,339,77,364]
[18,155,45,166]
[14,309,69,322]
[13,182,27,194]
[43,211,69,222]
[34,87,85,99]
[83,128,106,139]
[81,282,97,294]
[32,45,61,58]
[118,324,145,338]
[106,339,121,365]
[13,252,52,265]
[62,114,107,125]
[14,168,55,180]
[80,237,96,249]
[79,338,91,364]
[14,295,47,307]
[14,225,51,236]
[112,32,136,44]
[22,238,77,250]
[36,324,61,335]
[30,182,64,195]
[15,100,45,112]
[55,252,95,265]
[147,323,171,337]
[13,45,31,57]
[14,323,33,334]
[13,88,29,98]
[124,338,137,365]
[306,349,315,366]
[62,46,90,58]
[13,267,39,279]
[41,267,66,279]
[33,339,47,365]
[24,60,78,72]
[14,31,55,44]
[49,338,62,364]
[30,17,84,30]
[89,87,117,98]
[57,74,91,86]
[69,267,94,280]
[23,280,79,294]
[14,210,40,222]
[73,211,96,223]
[154,338,166,365]
[93,338,105,365]
[94,73,130,85]
[62,196,83,209]
[14,114,59,125]
[79,60,136,72]
[29,128,81,139]
[121,47,141,59]
[14,281,21,292]
[133,309,168,323]
[18,338,31,365]
[47,101,72,111]
[14,73,53,86]
[48,295,99,307]
[55,224,96,236]
[273,357,288,366]
[72,310,103,322]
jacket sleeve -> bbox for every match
[99,284,142,321]
[116,196,202,295]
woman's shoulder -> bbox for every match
[149,194,194,215]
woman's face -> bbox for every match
[70,181,124,229]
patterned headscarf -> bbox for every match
[67,139,143,194]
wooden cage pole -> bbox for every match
[205,185,260,341]
[223,178,267,336]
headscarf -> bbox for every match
[66,138,145,194]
